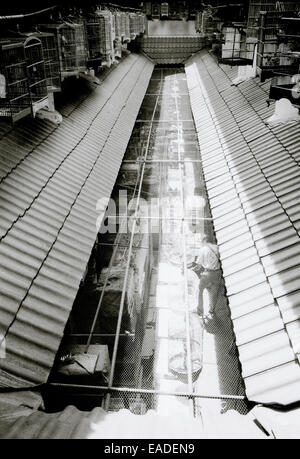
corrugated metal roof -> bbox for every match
[0,391,264,439]
[185,50,300,405]
[139,36,205,64]
[0,53,154,389]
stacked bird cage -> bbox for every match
[23,36,48,115]
[0,39,32,122]
[247,0,300,40]
[34,32,61,92]
[40,22,88,80]
[256,9,300,80]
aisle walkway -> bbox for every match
[118,66,247,417]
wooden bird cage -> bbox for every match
[23,36,48,114]
[86,11,114,65]
[0,39,31,122]
[121,12,131,43]
[129,13,137,40]
[0,36,48,122]
[112,13,122,59]
[137,13,145,35]
[98,10,114,66]
[40,22,88,80]
[114,12,122,40]
[31,32,61,92]
[86,14,104,62]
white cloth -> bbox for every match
[196,243,220,270]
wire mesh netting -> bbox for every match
[48,67,248,419]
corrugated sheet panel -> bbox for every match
[139,36,205,64]
[0,53,154,389]
[185,51,300,405]
[0,398,208,439]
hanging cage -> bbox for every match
[86,14,105,62]
[114,12,122,40]
[98,10,114,67]
[86,10,114,66]
[113,12,122,59]
[39,22,88,80]
[30,32,61,92]
[219,24,255,66]
[0,39,31,122]
[129,13,137,40]
[23,36,48,115]
[0,36,48,122]
[121,12,131,43]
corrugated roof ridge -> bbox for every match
[195,55,300,252]
[217,60,300,160]
[0,57,140,244]
[0,57,147,346]
[185,53,300,403]
[0,57,153,387]
[0,55,138,185]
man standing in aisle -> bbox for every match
[189,234,222,319]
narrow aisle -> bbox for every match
[55,66,248,419]
[137,67,248,417]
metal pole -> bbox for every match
[48,383,246,401]
[122,159,203,163]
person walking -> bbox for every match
[189,234,222,319]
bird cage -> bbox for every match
[98,10,114,67]
[40,22,88,80]
[219,25,254,65]
[129,13,137,40]
[23,36,48,115]
[247,1,300,40]
[113,12,122,58]
[121,13,130,42]
[161,3,169,18]
[32,32,61,92]
[257,10,300,80]
[0,39,32,122]
[121,12,131,43]
[114,12,122,40]
[111,11,116,41]
[86,14,104,61]
[195,11,202,33]
[137,13,145,35]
